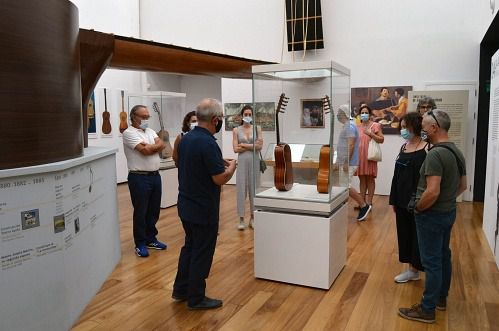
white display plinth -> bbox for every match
[255,184,348,216]
[0,147,120,331]
[160,167,178,208]
[254,203,347,289]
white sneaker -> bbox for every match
[394,270,420,283]
[249,218,254,229]
[237,220,246,230]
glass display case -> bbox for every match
[252,61,351,215]
[128,91,186,170]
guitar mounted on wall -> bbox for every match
[317,95,332,193]
[152,102,173,159]
[119,90,128,133]
[274,93,293,191]
[101,88,112,134]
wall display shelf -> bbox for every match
[252,61,351,289]
[0,147,120,331]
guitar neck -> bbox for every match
[104,88,108,112]
[276,112,280,145]
[153,102,165,131]
[121,90,125,112]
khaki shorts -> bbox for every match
[339,165,357,188]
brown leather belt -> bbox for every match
[129,170,159,176]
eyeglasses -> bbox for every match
[419,105,432,110]
[426,110,440,127]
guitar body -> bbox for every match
[102,110,112,134]
[274,143,293,191]
[102,88,112,134]
[157,129,173,159]
[273,93,293,191]
[317,144,330,193]
[119,90,128,133]
[119,111,128,133]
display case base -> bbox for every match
[160,167,178,208]
[255,184,348,216]
[254,202,347,289]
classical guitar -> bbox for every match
[101,88,112,134]
[274,93,293,191]
[119,90,128,133]
[317,95,332,193]
[152,102,173,159]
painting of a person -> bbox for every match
[390,88,408,121]
[371,87,395,121]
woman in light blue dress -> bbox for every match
[232,105,263,230]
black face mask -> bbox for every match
[215,118,223,133]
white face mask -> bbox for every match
[139,119,149,130]
[189,122,198,130]
[243,116,252,124]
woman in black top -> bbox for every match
[389,112,427,283]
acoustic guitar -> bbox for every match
[101,88,112,134]
[317,95,333,193]
[119,90,128,133]
[274,93,293,191]
[152,102,173,159]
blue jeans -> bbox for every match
[415,209,456,312]
[127,173,162,246]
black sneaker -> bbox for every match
[399,304,435,323]
[188,297,223,310]
[357,204,372,221]
[436,296,447,311]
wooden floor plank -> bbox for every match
[71,184,499,331]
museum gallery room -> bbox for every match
[1,0,499,330]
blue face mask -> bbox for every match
[242,116,252,124]
[360,113,369,122]
[400,128,413,140]
[139,119,149,130]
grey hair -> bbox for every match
[417,97,436,111]
[130,104,146,122]
[196,98,223,122]
[430,109,451,131]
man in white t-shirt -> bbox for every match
[123,105,166,257]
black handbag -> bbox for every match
[259,151,267,174]
[407,192,417,213]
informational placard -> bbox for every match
[0,150,120,331]
[484,49,499,268]
[408,90,469,152]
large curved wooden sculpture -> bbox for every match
[0,0,82,169]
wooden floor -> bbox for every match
[72,184,499,331]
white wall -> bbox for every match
[138,0,284,62]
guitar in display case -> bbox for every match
[101,88,112,134]
[152,102,173,159]
[317,95,333,193]
[274,93,293,191]
[119,90,128,133]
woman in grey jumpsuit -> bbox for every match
[232,105,263,230]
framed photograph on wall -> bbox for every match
[351,85,412,134]
[224,102,276,131]
[301,99,324,128]
[254,102,275,131]
[223,103,245,131]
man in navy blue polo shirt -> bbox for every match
[172,98,237,310]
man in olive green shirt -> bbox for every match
[399,109,467,324]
